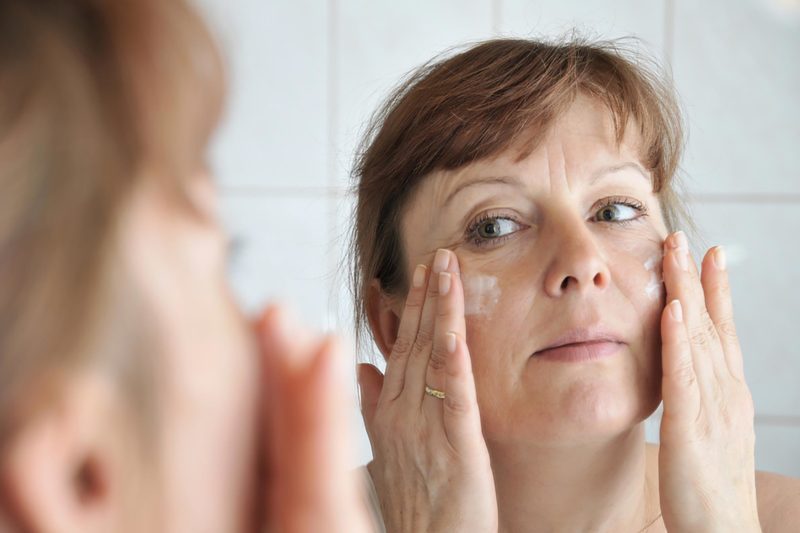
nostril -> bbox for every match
[593,271,607,287]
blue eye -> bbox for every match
[594,201,643,223]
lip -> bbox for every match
[533,327,625,363]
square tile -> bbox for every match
[198,0,330,189]
[499,0,666,59]
[220,193,334,328]
[335,0,495,189]
[754,423,800,478]
[673,0,800,195]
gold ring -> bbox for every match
[425,385,446,400]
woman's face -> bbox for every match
[398,95,668,447]
[120,173,259,532]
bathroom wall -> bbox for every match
[195,0,800,475]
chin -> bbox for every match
[491,379,661,446]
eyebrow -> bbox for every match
[442,176,524,207]
[589,162,651,185]
[442,161,650,208]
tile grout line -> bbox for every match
[753,415,800,427]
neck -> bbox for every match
[489,424,660,533]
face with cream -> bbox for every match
[393,95,669,446]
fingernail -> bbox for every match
[412,264,427,288]
[713,246,727,271]
[673,230,688,251]
[433,249,449,274]
[669,299,683,322]
[439,272,451,295]
[446,332,457,354]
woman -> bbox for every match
[353,38,800,532]
[0,1,368,531]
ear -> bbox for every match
[0,374,138,533]
[365,279,402,361]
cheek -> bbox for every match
[462,273,501,316]
[610,249,665,319]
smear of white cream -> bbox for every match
[462,274,501,316]
[643,253,664,300]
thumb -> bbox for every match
[357,363,383,431]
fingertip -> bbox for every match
[713,245,727,271]
[433,248,451,274]
[446,331,457,354]
[257,303,294,344]
[668,299,683,323]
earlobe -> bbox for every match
[365,279,401,360]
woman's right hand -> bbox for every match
[358,248,498,533]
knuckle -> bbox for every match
[428,347,447,372]
[444,394,470,415]
[390,336,413,359]
[412,328,434,354]
[689,327,710,349]
[701,311,719,338]
[674,362,697,388]
[689,316,717,348]
[715,317,738,340]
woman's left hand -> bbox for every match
[658,230,761,533]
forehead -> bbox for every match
[406,95,647,214]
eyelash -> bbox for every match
[463,196,648,248]
[593,196,649,226]
[464,212,524,248]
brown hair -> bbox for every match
[350,37,686,349]
[0,0,225,448]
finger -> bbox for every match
[381,263,430,402]
[424,252,465,406]
[276,337,372,532]
[659,299,701,430]
[700,246,745,381]
[357,363,384,436]
[662,232,722,391]
[442,332,484,454]
[257,304,318,467]
[403,249,449,404]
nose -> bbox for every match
[542,223,610,297]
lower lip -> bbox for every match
[534,341,623,363]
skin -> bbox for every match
[0,172,371,533]
[359,94,800,532]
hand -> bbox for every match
[658,231,761,532]
[358,249,498,533]
[255,306,371,533]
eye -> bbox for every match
[477,217,519,238]
[593,198,646,224]
[466,215,525,247]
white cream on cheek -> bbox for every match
[462,274,501,316]
[643,252,664,300]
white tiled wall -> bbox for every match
[198,0,800,477]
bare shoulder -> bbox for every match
[755,470,800,533]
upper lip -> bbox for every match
[534,326,625,354]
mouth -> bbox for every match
[532,328,625,363]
